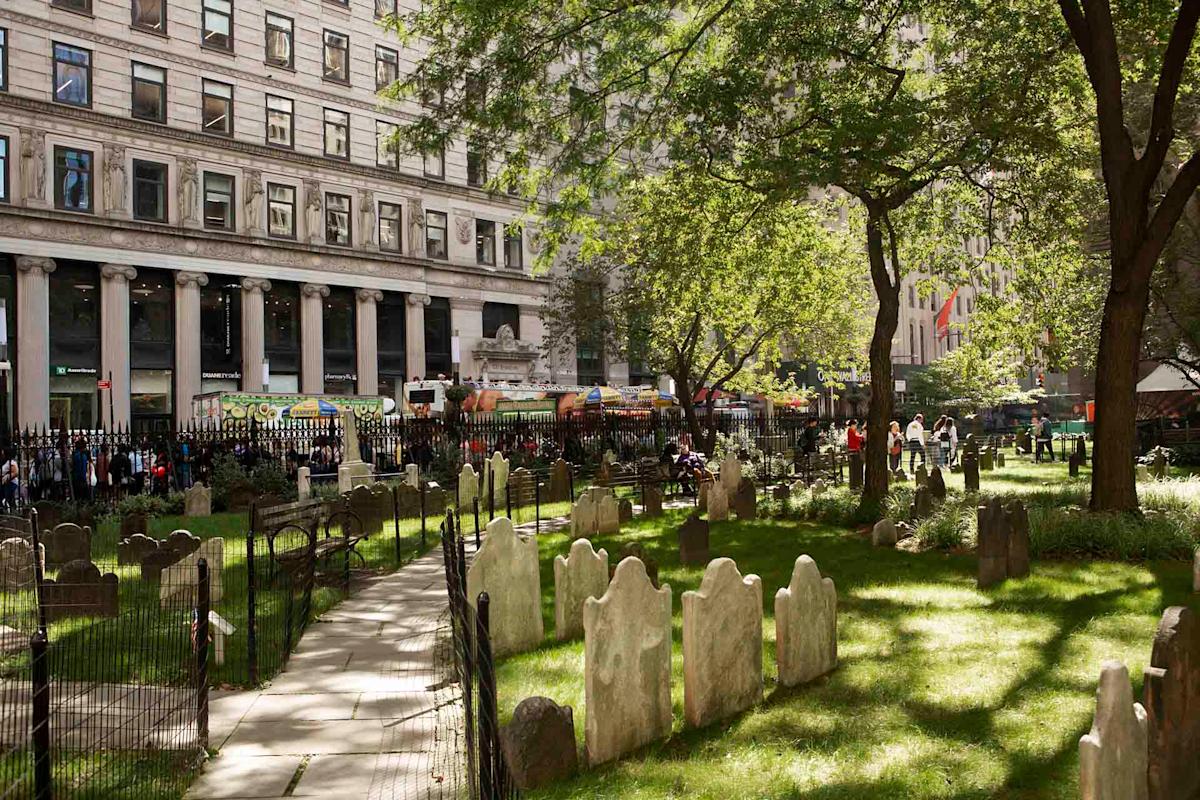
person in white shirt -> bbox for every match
[906,413,927,472]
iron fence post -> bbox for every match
[393,485,401,565]
[476,592,501,800]
[535,481,541,537]
[31,629,51,800]
[245,530,258,686]
[420,482,427,549]
[196,558,211,749]
[473,496,481,548]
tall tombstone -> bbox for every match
[643,486,664,518]
[458,463,479,511]
[548,458,571,503]
[1143,606,1200,800]
[1080,660,1149,800]
[43,523,92,568]
[707,479,729,522]
[118,533,160,566]
[733,476,757,521]
[553,538,609,641]
[1007,500,1031,579]
[570,493,598,540]
[0,538,39,592]
[160,537,225,608]
[184,484,212,517]
[297,466,311,500]
[775,555,837,687]
[596,494,621,535]
[849,451,864,491]
[405,463,420,488]
[963,449,980,492]
[337,409,371,491]
[682,558,763,728]
[719,455,742,494]
[372,483,394,529]
[466,517,543,657]
[1076,436,1089,465]
[509,467,535,508]
[583,557,672,765]
[678,514,710,566]
[914,464,928,487]
[977,497,1010,589]
[1069,452,1082,477]
[484,451,510,510]
[928,466,947,501]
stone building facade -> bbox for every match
[0,0,577,431]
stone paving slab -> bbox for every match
[185,754,302,799]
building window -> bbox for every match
[424,297,452,378]
[53,147,92,212]
[504,225,523,270]
[379,202,402,252]
[49,264,100,429]
[201,279,242,391]
[919,324,927,363]
[426,210,447,259]
[423,147,444,180]
[323,287,356,394]
[322,31,349,83]
[202,80,233,135]
[52,0,92,12]
[131,0,165,32]
[264,281,300,386]
[324,109,350,159]
[483,302,519,339]
[131,63,166,123]
[266,95,294,148]
[956,294,962,315]
[467,143,487,187]
[476,219,496,266]
[53,43,92,107]
[267,182,295,238]
[376,121,399,169]
[203,172,234,230]
[265,12,293,68]
[0,30,7,91]
[375,46,398,91]
[375,0,396,17]
[325,192,351,246]
[129,269,174,419]
[0,137,9,202]
[132,160,168,222]
[377,292,406,396]
[326,0,349,7]
[202,0,232,50]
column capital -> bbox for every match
[241,277,271,293]
[449,297,485,312]
[175,270,209,288]
[15,256,55,275]
[406,293,431,308]
[101,263,137,281]
[356,288,384,304]
[302,283,331,298]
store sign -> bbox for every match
[323,373,357,382]
[52,365,97,376]
[202,371,242,380]
[96,379,112,390]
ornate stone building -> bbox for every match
[0,0,568,431]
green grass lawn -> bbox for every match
[497,461,1198,799]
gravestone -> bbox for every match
[426,483,447,514]
[1137,464,1152,482]
[500,697,579,790]
[977,498,1031,588]
[682,558,763,728]
[553,538,609,640]
[733,477,757,520]
[1076,436,1089,465]
[849,452,864,491]
[583,557,672,765]
[618,498,633,524]
[1143,606,1200,800]
[141,549,182,584]
[678,514,710,566]
[596,494,621,535]
[120,512,149,540]
[719,456,742,495]
[0,538,39,591]
[118,533,160,566]
[980,447,995,471]
[772,484,790,502]
[963,450,980,492]
[872,519,898,547]
[42,560,119,621]
[160,537,225,607]
[910,486,933,520]
[336,409,372,491]
[297,466,311,500]
[707,479,729,522]
[811,479,827,497]
[643,486,663,518]
[570,492,598,540]
[458,464,479,511]
[614,543,659,589]
[548,458,571,502]
[348,485,383,537]
[698,479,710,512]
[395,483,421,518]
[1007,501,1031,579]
[892,468,908,483]
[165,529,202,559]
[1080,660,1149,800]
[466,517,543,657]
[184,484,211,517]
[996,452,1006,468]
[372,484,394,528]
[1070,452,1082,477]
[405,463,420,488]
[42,523,91,568]
[1150,449,1169,481]
[775,555,837,687]
[1193,548,1199,593]
[32,502,61,535]
[928,467,947,501]
[0,515,30,540]
[914,465,928,487]
[484,451,510,511]
[509,468,536,508]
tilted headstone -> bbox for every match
[1080,660,1149,800]
[775,555,837,687]
[500,697,579,790]
[120,512,149,541]
[458,463,479,510]
[733,477,757,520]
[678,514,710,566]
[848,451,864,491]
[963,450,980,492]
[466,517,543,657]
[707,479,729,522]
[404,463,420,488]
[184,483,212,517]
[643,486,663,518]
[297,466,311,500]
[683,558,763,728]
[872,519,898,547]
[548,458,571,503]
[570,493,598,540]
[914,465,928,487]
[584,557,672,765]
[596,494,621,535]
[910,486,933,520]
[42,523,91,568]
[160,537,225,608]
[928,467,947,501]
[0,538,40,592]
[719,456,742,495]
[1144,606,1200,800]
[554,538,609,640]
[618,498,633,523]
[118,533,160,566]
[42,560,119,620]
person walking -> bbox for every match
[906,413,927,472]
[945,417,959,466]
[1037,412,1055,462]
[846,419,862,456]
[887,421,903,472]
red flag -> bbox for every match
[935,288,959,341]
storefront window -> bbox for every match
[377,291,405,401]
[0,257,15,430]
[264,281,299,390]
[323,286,356,394]
[424,297,451,379]
[201,277,242,393]
[130,268,173,421]
[48,261,100,429]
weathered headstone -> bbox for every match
[980,447,995,471]
[1150,449,1169,481]
[849,451,864,491]
[42,523,91,568]
[698,478,710,512]
[466,517,543,657]
[733,477,757,520]
[348,485,383,537]
[1070,452,1082,477]
[458,463,479,511]
[719,456,742,495]
[618,498,633,524]
[1137,464,1152,482]
[483,451,510,510]
[160,537,225,607]
[1076,436,1089,465]
[914,464,928,487]
[775,555,837,687]
[707,479,729,521]
[118,533,160,566]
[678,514,710,566]
[1080,660,1149,800]
[613,543,659,589]
[0,538,39,591]
[32,502,61,535]
[184,483,212,517]
[963,450,980,492]
[996,452,1006,468]
[500,697,579,790]
[509,467,536,508]
[394,483,420,518]
[296,466,311,500]
[548,458,571,502]
[928,466,947,501]
[1007,501,1031,579]
[165,529,202,559]
[872,519,898,547]
[583,557,672,765]
[42,560,119,620]
[977,497,1031,588]
[910,486,933,520]
[553,538,609,640]
[404,463,420,488]
[1193,548,1199,593]
[772,484,790,501]
[811,479,827,497]
[596,494,621,535]
[1144,606,1200,800]
[426,483,447,514]
[570,492,598,540]
[643,486,663,518]
[682,558,763,728]
[120,512,149,541]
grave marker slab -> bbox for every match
[596,494,621,535]
[0,538,40,592]
[160,537,225,607]
[43,560,118,620]
[707,480,729,522]
[733,477,757,520]
[915,465,928,487]
[570,493,598,540]
[618,498,633,524]
[643,486,663,518]
[1080,660,1149,800]
[910,486,933,520]
[719,456,742,494]
[184,484,212,517]
[42,523,91,568]
[395,483,421,519]
[1144,606,1200,800]
[678,515,710,566]
[118,533,160,566]
[554,538,609,640]
[872,519,898,547]
[501,697,578,790]
[405,463,420,488]
[928,467,947,501]
[775,555,837,687]
[458,464,479,511]
[548,459,571,503]
[963,451,980,492]
[467,517,543,657]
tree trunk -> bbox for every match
[862,212,900,509]
[676,379,705,452]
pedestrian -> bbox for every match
[906,413,927,472]
[945,417,959,466]
[0,448,19,510]
[846,419,862,456]
[887,421,903,472]
[70,437,92,502]
[1037,411,1055,462]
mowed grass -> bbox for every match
[496,466,1198,799]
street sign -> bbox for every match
[97,379,112,390]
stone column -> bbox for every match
[100,264,137,429]
[174,271,208,423]
[15,256,55,428]
[300,283,329,394]
[405,293,430,381]
[519,303,547,380]
[449,298,484,380]
[240,278,271,392]
[356,289,382,395]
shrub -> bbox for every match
[210,454,295,511]
[912,496,976,550]
[1028,508,1198,561]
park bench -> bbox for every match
[249,497,367,576]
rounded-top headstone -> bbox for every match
[500,696,578,790]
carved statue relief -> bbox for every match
[359,189,376,247]
[455,215,472,245]
[20,128,47,205]
[103,144,128,216]
[243,169,264,233]
[178,158,199,226]
[304,180,322,243]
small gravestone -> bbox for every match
[0,538,39,591]
[733,477,757,520]
[160,537,224,607]
[618,498,633,523]
[596,494,621,535]
[297,466,311,500]
[1193,548,1199,592]
[1070,453,1081,477]
[426,483,447,514]
[458,463,479,511]
[977,498,1031,588]
[404,463,420,488]
[872,519,898,547]
[1080,660,1149,800]
[548,458,571,502]
[348,485,383,537]
[707,479,729,522]
[166,529,202,558]
[184,484,211,517]
[509,468,536,508]
[570,493,598,539]
[643,486,663,518]
[1137,464,1152,482]
[553,538,608,641]
[678,514,710,566]
[682,558,763,728]
[141,548,180,584]
[42,560,119,621]
[775,555,837,687]
[811,479,826,497]
[614,543,659,588]
[914,464,928,487]
[466,517,543,657]
[928,467,947,500]
[849,451,864,491]
[1143,606,1200,800]
[963,450,980,492]
[892,468,908,483]
[910,486,933,520]
[120,512,149,541]
[719,456,742,495]
[1150,449,1169,480]
[1076,437,1089,465]
[583,557,672,765]
[500,697,579,790]
[484,451,510,510]
[980,447,995,471]
[118,533,160,566]
[43,523,91,568]
[395,483,421,518]
[772,484,790,501]
[996,452,1006,468]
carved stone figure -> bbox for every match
[243,168,264,233]
[20,128,46,205]
[104,144,127,215]
[359,189,376,246]
[304,180,322,243]
[178,157,199,225]
[455,214,472,245]
[407,197,425,256]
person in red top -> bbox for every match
[846,419,862,453]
